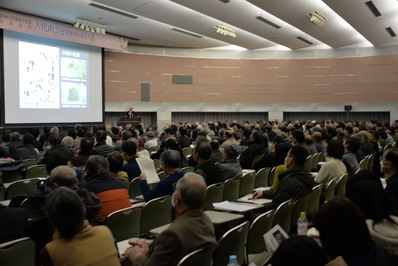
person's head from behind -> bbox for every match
[194,141,212,162]
[275,142,292,166]
[62,136,73,148]
[209,139,220,151]
[85,155,109,181]
[121,140,138,160]
[285,146,308,168]
[313,197,370,262]
[46,187,85,238]
[172,172,206,211]
[107,151,124,173]
[292,130,304,144]
[121,130,133,142]
[242,128,251,139]
[343,137,361,153]
[250,130,261,143]
[272,235,329,266]
[326,140,344,160]
[49,166,78,190]
[29,128,40,139]
[346,170,395,223]
[10,132,21,142]
[382,147,398,175]
[22,133,35,145]
[94,130,107,143]
[48,134,62,147]
[368,130,379,143]
[160,149,181,171]
[222,142,240,160]
[165,138,180,150]
[79,137,94,154]
[0,146,9,158]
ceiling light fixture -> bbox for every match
[214,25,236,38]
[74,18,106,34]
[306,11,326,28]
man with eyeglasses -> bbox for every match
[123,172,216,266]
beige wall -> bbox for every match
[105,51,398,104]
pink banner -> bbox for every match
[0,9,128,51]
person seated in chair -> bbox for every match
[139,150,187,202]
[252,146,317,212]
[40,187,119,266]
[123,172,216,266]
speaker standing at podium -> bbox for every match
[126,106,135,118]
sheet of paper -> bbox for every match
[236,194,272,205]
[212,201,259,212]
[136,156,160,184]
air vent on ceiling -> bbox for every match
[218,0,231,3]
[255,16,281,29]
[89,3,138,19]
[386,27,396,37]
[365,1,381,17]
[172,28,202,38]
[297,36,313,45]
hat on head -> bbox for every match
[223,142,240,159]
[146,131,155,139]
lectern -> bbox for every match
[118,117,141,129]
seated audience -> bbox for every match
[69,137,94,171]
[0,145,13,165]
[253,136,285,172]
[369,130,381,176]
[313,197,395,265]
[253,146,317,212]
[139,150,187,202]
[304,135,317,155]
[315,140,346,185]
[107,151,129,182]
[177,127,190,149]
[209,139,223,163]
[26,165,102,262]
[272,235,330,266]
[346,170,398,262]
[123,173,216,265]
[92,129,114,158]
[342,137,361,176]
[121,140,142,181]
[114,130,133,152]
[39,134,75,165]
[291,130,311,156]
[218,142,243,181]
[40,187,119,266]
[269,142,292,190]
[312,131,325,153]
[239,130,264,169]
[81,155,131,221]
[0,203,28,244]
[6,132,23,156]
[194,141,223,186]
[381,148,398,202]
[30,128,43,152]
[144,131,157,150]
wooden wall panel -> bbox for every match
[104,52,398,103]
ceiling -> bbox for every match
[1,0,397,50]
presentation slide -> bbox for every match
[2,30,103,125]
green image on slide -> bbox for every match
[61,82,87,105]
[61,57,87,78]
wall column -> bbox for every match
[268,112,284,122]
[157,111,172,130]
